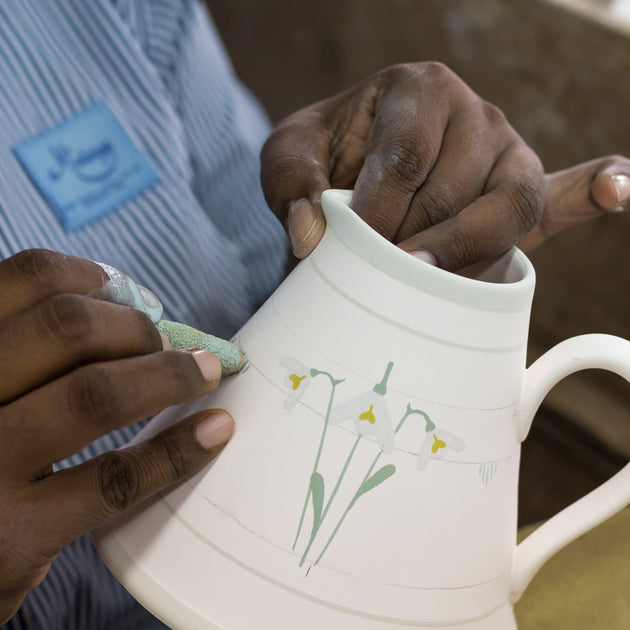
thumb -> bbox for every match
[519,156,630,251]
[260,107,332,259]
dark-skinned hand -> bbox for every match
[262,62,630,267]
[0,249,233,624]
[262,61,545,271]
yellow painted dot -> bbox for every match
[431,435,446,454]
[289,374,306,390]
[359,404,376,425]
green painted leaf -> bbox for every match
[310,472,325,531]
[350,464,396,508]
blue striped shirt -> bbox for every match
[0,1,287,628]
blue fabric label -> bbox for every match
[13,102,159,231]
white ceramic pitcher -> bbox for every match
[94,189,630,630]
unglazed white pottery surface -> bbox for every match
[94,190,630,630]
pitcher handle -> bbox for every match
[510,333,630,603]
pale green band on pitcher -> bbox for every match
[320,189,536,313]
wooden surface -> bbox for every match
[515,507,630,628]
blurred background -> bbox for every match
[207,0,630,526]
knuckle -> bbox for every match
[153,435,188,483]
[412,183,465,227]
[368,212,398,239]
[405,201,434,233]
[38,294,93,347]
[383,142,426,186]
[5,249,61,288]
[419,60,453,82]
[480,100,508,127]
[130,308,162,352]
[66,365,121,430]
[160,351,203,399]
[384,61,455,92]
[418,61,458,91]
[380,62,410,83]
[446,227,477,267]
[503,179,543,234]
[96,451,140,513]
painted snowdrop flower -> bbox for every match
[328,361,396,453]
[416,428,466,471]
[279,356,312,410]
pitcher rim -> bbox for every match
[320,189,535,312]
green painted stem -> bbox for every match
[395,404,435,434]
[299,434,362,567]
[292,371,342,552]
[312,404,434,567]
[313,448,383,567]
[321,435,362,524]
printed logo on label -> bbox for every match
[13,102,159,231]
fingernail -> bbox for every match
[611,174,630,205]
[287,199,324,257]
[91,262,164,323]
[611,174,630,212]
[159,333,173,351]
[189,349,222,384]
[137,285,164,323]
[195,411,234,450]
[410,250,438,266]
